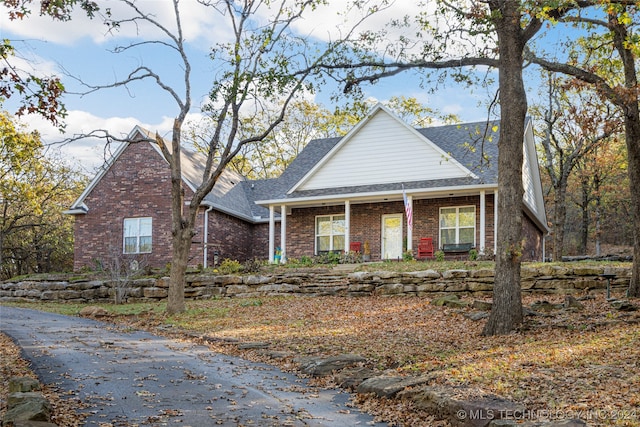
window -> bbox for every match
[316,215,345,253]
[123,217,152,254]
[439,206,475,246]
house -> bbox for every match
[65,104,548,270]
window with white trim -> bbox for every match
[439,206,475,246]
[315,214,345,253]
[123,217,152,254]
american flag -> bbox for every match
[402,185,413,229]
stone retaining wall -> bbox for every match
[0,265,631,304]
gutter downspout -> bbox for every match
[203,204,214,269]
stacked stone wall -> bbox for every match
[0,265,630,304]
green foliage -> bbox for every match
[435,250,445,262]
[218,258,243,275]
[0,113,85,279]
[313,251,342,265]
[299,255,313,266]
[468,249,478,261]
[403,250,415,261]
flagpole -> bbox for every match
[402,184,413,253]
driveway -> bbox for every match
[1,307,385,426]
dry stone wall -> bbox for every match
[0,265,630,304]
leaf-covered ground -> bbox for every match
[0,333,87,426]
[2,290,640,426]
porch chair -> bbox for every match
[349,241,362,253]
[417,237,434,259]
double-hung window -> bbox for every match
[316,215,345,253]
[439,206,475,246]
[123,217,152,254]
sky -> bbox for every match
[0,0,545,173]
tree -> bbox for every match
[325,0,640,333]
[328,1,570,335]
[0,112,83,279]
[74,0,385,314]
[525,2,640,297]
[0,0,99,127]
[571,137,629,255]
[532,72,620,260]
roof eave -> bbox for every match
[256,183,498,207]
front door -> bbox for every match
[382,214,403,260]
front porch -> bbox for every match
[266,190,498,263]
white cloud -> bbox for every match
[17,110,175,173]
[0,0,230,46]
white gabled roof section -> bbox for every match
[289,104,476,193]
[522,119,548,230]
[66,126,167,213]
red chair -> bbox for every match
[417,238,434,259]
[349,241,362,253]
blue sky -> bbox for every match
[0,0,550,173]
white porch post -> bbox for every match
[269,205,275,263]
[407,195,413,251]
[344,200,351,252]
[280,204,287,263]
[494,190,498,255]
[479,190,486,254]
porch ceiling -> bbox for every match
[267,184,497,211]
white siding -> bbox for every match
[299,110,469,191]
[522,140,536,212]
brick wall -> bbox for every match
[73,141,175,270]
[522,214,545,261]
[285,195,499,261]
[206,210,252,264]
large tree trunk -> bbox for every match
[483,2,526,336]
[625,112,640,296]
[552,180,568,261]
[166,121,191,315]
[167,227,190,314]
[609,10,640,297]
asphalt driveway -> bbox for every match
[1,306,385,426]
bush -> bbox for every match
[469,249,478,261]
[313,251,342,265]
[341,250,363,264]
[218,258,243,274]
[435,250,445,262]
[403,250,414,261]
[243,258,264,273]
[299,255,313,266]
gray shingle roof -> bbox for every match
[201,120,503,222]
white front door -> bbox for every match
[382,214,403,260]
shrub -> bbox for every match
[403,250,414,261]
[314,251,342,265]
[243,258,263,273]
[341,250,363,264]
[435,250,445,262]
[468,249,478,261]
[299,255,313,266]
[218,258,243,274]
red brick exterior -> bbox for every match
[285,194,503,261]
[72,142,543,268]
[522,213,544,261]
[72,141,251,270]
[204,211,278,265]
[73,141,174,270]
